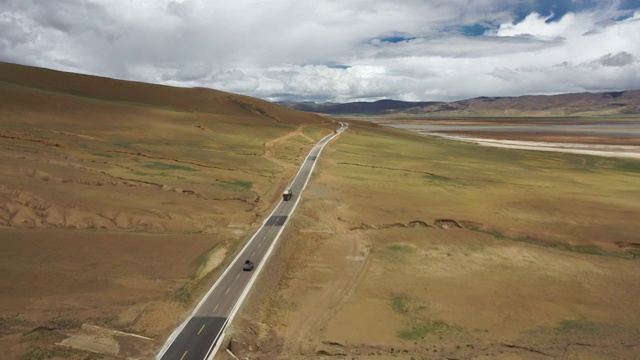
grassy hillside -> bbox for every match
[0,62,336,359]
[0,62,323,121]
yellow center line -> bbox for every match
[197,324,206,335]
[180,350,188,360]
[213,303,219,312]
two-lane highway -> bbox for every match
[157,122,347,360]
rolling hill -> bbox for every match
[276,99,442,115]
[0,61,327,123]
[0,61,334,360]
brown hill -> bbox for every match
[279,90,640,117]
[0,61,335,360]
[0,61,321,122]
[412,90,640,116]
[276,99,442,115]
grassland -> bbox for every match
[2,61,639,359]
[0,62,334,359]
[227,120,640,359]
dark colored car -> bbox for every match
[243,260,254,271]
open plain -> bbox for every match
[221,121,640,359]
[2,63,640,360]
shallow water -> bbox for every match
[387,122,640,138]
[379,120,640,159]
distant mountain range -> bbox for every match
[276,99,441,115]
[277,90,640,116]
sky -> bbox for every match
[1,0,640,103]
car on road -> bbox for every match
[243,260,254,271]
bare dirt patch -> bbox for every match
[197,245,228,280]
[58,324,155,358]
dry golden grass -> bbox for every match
[3,61,639,359]
[227,121,640,360]
[0,62,335,359]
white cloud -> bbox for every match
[492,12,584,40]
[0,0,639,102]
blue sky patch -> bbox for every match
[458,24,493,36]
[327,63,351,69]
[378,35,416,43]
[512,0,601,23]
[614,13,635,21]
[619,0,640,10]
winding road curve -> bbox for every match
[156,122,347,360]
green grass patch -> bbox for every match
[22,345,87,360]
[379,244,416,262]
[109,141,132,149]
[91,152,113,158]
[92,314,119,328]
[22,328,68,343]
[171,283,194,305]
[0,315,32,335]
[470,227,639,259]
[387,244,415,253]
[391,294,409,314]
[552,318,627,337]
[547,318,640,343]
[626,249,640,259]
[0,315,30,327]
[390,293,429,315]
[424,173,467,188]
[398,320,462,340]
[612,159,640,173]
[557,318,591,332]
[49,317,83,329]
[219,180,253,190]
[140,162,198,172]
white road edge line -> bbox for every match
[154,123,346,360]
[205,123,346,360]
[154,170,293,359]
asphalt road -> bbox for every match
[158,122,347,360]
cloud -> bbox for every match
[162,62,212,81]
[0,11,35,52]
[597,51,636,67]
[0,0,639,102]
[492,11,581,40]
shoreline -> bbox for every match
[420,132,640,160]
